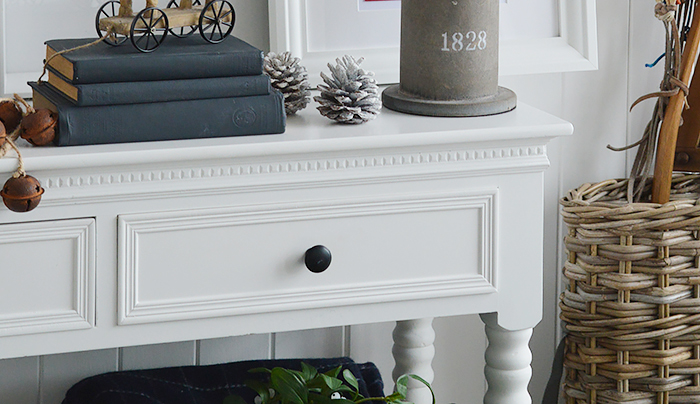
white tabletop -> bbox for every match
[1,102,572,173]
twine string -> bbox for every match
[13,93,34,115]
[37,27,115,83]
[0,94,30,177]
[5,137,25,178]
[656,0,678,23]
[606,0,690,203]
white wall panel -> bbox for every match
[349,322,395,395]
[120,341,196,370]
[229,0,270,51]
[560,1,631,189]
[0,356,39,404]
[199,334,273,365]
[40,349,119,404]
[431,315,487,404]
[274,328,345,359]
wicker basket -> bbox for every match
[560,174,700,404]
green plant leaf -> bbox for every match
[245,379,272,403]
[323,366,342,378]
[289,370,308,383]
[408,375,434,404]
[301,362,319,381]
[394,375,409,398]
[334,385,356,395]
[383,392,406,402]
[270,368,308,404]
[305,377,325,389]
[320,374,344,390]
[341,370,359,392]
[250,367,273,374]
[223,395,249,404]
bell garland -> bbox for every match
[314,55,381,124]
[0,94,45,213]
[263,51,311,115]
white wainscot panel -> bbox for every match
[0,218,95,336]
[118,190,498,325]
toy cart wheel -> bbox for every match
[198,0,235,44]
[130,7,169,53]
[95,1,128,46]
[166,0,202,38]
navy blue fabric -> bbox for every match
[61,357,384,404]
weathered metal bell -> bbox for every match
[1,175,44,212]
[0,100,23,134]
[20,109,58,146]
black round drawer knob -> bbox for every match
[305,245,332,273]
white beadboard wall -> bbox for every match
[0,1,668,403]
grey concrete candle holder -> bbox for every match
[382,0,516,117]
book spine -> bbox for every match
[74,51,264,83]
[30,82,285,146]
[63,74,272,106]
[46,39,265,84]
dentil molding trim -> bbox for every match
[38,144,547,199]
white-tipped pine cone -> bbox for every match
[263,51,311,115]
[314,55,381,124]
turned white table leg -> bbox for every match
[480,313,534,404]
[392,318,435,404]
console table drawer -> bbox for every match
[0,218,95,336]
[117,190,497,325]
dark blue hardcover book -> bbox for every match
[29,81,285,146]
[46,68,272,106]
[46,35,264,84]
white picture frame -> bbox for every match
[268,0,599,85]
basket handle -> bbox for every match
[652,2,700,204]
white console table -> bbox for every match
[0,103,571,404]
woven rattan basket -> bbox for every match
[560,174,700,404]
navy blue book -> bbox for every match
[29,81,285,146]
[46,35,264,84]
[46,68,272,106]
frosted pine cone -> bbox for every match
[314,55,381,124]
[264,51,311,115]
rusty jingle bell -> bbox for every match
[1,175,44,213]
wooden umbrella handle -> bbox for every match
[652,1,700,203]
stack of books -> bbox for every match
[30,36,285,146]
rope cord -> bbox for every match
[0,94,31,177]
[0,96,24,160]
[37,28,115,83]
[606,0,692,203]
[5,137,25,178]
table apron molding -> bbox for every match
[118,190,497,325]
[26,146,549,207]
[120,277,498,326]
